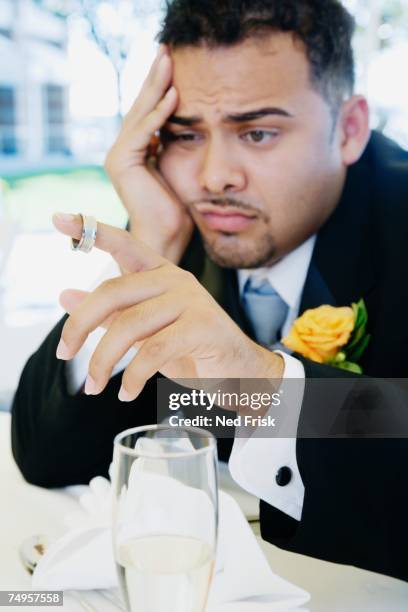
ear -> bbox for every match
[338,96,370,166]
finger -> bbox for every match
[138,86,178,144]
[118,318,200,401]
[147,44,168,80]
[57,267,173,359]
[60,288,119,330]
[126,49,173,125]
[60,265,172,314]
[59,288,89,313]
[129,45,168,117]
[85,293,184,395]
[52,213,166,273]
[123,86,178,157]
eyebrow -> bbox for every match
[167,106,294,127]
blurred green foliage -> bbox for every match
[2,167,127,232]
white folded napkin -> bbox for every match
[32,473,309,610]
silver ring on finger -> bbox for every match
[71,214,97,254]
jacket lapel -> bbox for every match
[180,228,253,336]
[299,262,337,311]
[201,257,254,336]
[300,139,376,315]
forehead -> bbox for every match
[171,34,315,118]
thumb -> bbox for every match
[59,288,88,313]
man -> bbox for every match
[11,0,408,582]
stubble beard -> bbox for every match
[200,229,278,269]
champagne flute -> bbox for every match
[111,424,218,612]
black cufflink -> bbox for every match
[275,466,292,486]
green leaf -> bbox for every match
[345,299,370,362]
[346,325,365,353]
[352,301,360,324]
[347,334,371,364]
[336,361,363,375]
[352,299,368,330]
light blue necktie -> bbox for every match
[241,277,289,347]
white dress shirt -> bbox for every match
[66,235,316,521]
[230,236,316,520]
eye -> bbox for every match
[162,131,201,143]
[241,129,279,144]
[175,133,199,141]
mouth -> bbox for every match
[195,204,258,233]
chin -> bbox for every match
[201,232,277,269]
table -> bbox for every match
[1,412,408,611]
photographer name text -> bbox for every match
[168,414,276,428]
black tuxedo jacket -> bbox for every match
[11,132,408,581]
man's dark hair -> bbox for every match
[158,0,355,113]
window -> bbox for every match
[0,28,12,39]
[0,86,17,155]
[43,83,69,154]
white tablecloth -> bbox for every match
[1,412,408,611]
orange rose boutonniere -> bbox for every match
[282,299,371,374]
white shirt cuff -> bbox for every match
[228,351,306,521]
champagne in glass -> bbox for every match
[112,425,218,612]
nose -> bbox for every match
[198,136,247,194]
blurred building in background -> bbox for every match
[1,0,406,174]
[0,0,70,171]
[347,0,408,149]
